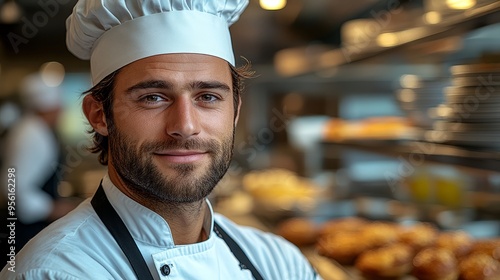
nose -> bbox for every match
[165,97,201,139]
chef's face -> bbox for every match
[107,53,239,203]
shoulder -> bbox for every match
[2,200,115,279]
[3,116,54,153]
[213,214,320,280]
[8,116,49,139]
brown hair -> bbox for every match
[83,60,254,165]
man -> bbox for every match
[1,0,321,279]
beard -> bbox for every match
[108,125,234,204]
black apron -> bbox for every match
[91,184,264,280]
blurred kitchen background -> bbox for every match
[1,0,500,278]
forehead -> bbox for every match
[114,53,232,88]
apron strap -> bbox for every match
[213,222,264,280]
[91,183,155,280]
[91,183,264,280]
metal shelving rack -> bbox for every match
[322,139,500,173]
[275,0,500,77]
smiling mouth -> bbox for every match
[153,151,208,164]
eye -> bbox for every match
[141,94,165,104]
[198,94,219,103]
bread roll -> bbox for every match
[459,253,500,280]
[361,222,401,249]
[275,217,318,247]
[355,243,413,279]
[412,247,459,280]
[470,238,500,261]
[318,217,367,238]
[436,231,473,258]
[399,223,438,252]
[316,231,369,265]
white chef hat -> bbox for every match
[20,73,62,112]
[66,0,249,85]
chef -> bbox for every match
[0,0,321,279]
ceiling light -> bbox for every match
[0,0,22,24]
[400,75,421,89]
[423,11,442,24]
[260,0,286,11]
[376,33,399,47]
[40,61,65,87]
[446,0,476,10]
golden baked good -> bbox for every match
[459,253,500,280]
[361,222,401,249]
[323,116,412,141]
[275,217,318,247]
[318,217,368,238]
[436,230,473,258]
[398,223,438,252]
[316,231,369,265]
[412,247,459,280]
[470,238,500,261]
[241,168,319,212]
[355,243,413,279]
[242,169,317,199]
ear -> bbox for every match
[82,94,109,136]
[234,95,242,126]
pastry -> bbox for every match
[470,238,500,261]
[459,253,500,280]
[275,217,318,247]
[316,231,369,265]
[398,222,438,252]
[412,247,459,280]
[318,217,367,238]
[361,222,401,249]
[355,243,413,279]
[436,230,473,258]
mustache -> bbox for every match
[140,138,219,153]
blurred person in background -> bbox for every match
[0,73,79,256]
[0,98,22,164]
[0,98,21,137]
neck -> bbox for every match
[149,198,208,245]
[107,168,209,245]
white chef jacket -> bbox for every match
[1,114,59,224]
[1,175,321,280]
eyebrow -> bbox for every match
[125,80,231,94]
[126,80,172,93]
[189,81,231,93]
